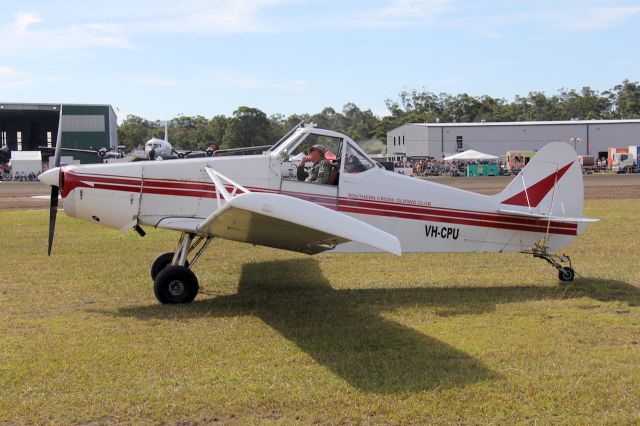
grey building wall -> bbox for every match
[387,120,640,160]
[0,103,118,164]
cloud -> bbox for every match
[0,11,133,54]
[131,0,296,34]
[136,77,182,87]
[558,6,640,30]
[211,74,309,91]
[0,66,22,79]
[126,0,455,34]
[13,11,42,35]
[0,66,33,89]
[354,0,454,28]
[479,30,504,39]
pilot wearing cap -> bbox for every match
[297,144,332,184]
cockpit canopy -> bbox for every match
[270,125,377,174]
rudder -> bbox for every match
[494,142,584,224]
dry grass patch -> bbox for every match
[0,199,639,424]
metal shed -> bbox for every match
[0,103,118,164]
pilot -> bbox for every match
[297,144,332,184]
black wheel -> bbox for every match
[150,252,189,280]
[558,267,575,282]
[154,265,199,304]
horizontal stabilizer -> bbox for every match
[498,209,599,223]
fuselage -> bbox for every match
[56,147,579,254]
[144,138,173,160]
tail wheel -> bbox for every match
[154,265,199,304]
[558,267,575,282]
[150,252,189,280]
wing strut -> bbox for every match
[205,167,250,206]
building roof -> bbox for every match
[10,151,42,161]
[394,119,640,130]
[0,102,116,115]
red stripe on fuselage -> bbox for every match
[338,198,577,231]
[62,171,577,235]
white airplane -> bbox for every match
[143,124,271,161]
[143,124,175,160]
[39,116,598,305]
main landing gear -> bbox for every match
[528,243,576,283]
[151,233,213,304]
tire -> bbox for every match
[154,265,199,304]
[150,252,189,280]
[558,267,575,282]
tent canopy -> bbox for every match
[290,151,336,162]
[443,149,499,161]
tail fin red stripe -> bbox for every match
[501,161,574,207]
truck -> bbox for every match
[505,150,536,173]
[578,155,595,173]
[609,146,639,173]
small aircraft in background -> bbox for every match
[143,124,272,160]
[39,123,212,162]
[143,124,181,160]
[41,122,272,163]
[39,112,598,305]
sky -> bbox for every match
[1,0,639,122]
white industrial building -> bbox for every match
[386,120,640,161]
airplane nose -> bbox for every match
[39,167,60,187]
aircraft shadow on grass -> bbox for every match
[109,259,640,394]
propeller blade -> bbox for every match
[53,107,63,168]
[48,186,59,256]
[47,105,63,255]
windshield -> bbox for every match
[288,133,342,161]
[344,142,375,173]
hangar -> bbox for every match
[386,119,640,161]
[0,103,118,164]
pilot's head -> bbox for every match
[308,144,326,161]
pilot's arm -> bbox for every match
[297,156,310,181]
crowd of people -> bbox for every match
[393,156,617,177]
[394,158,499,177]
[0,162,48,182]
[0,156,624,182]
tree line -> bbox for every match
[117,79,640,153]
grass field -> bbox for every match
[1,200,639,424]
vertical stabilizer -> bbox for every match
[494,142,584,221]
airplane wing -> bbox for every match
[39,146,124,159]
[155,168,401,256]
[197,192,401,255]
[40,146,96,155]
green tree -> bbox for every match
[341,103,379,142]
[222,107,271,148]
[557,87,612,120]
[117,115,156,150]
[207,115,228,147]
[613,79,640,118]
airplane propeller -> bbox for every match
[0,145,10,162]
[48,106,64,255]
[172,148,193,159]
[97,147,111,159]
